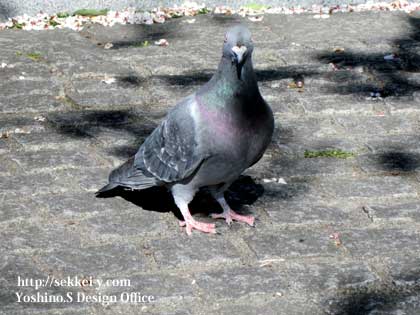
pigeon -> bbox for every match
[96,25,274,235]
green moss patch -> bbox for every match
[304,149,355,159]
[57,12,70,18]
[26,52,43,61]
[133,41,149,47]
[243,3,269,10]
[73,9,109,17]
[198,8,211,14]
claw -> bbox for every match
[211,210,255,226]
[181,219,216,235]
[211,212,233,226]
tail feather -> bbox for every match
[95,157,159,197]
[95,182,119,196]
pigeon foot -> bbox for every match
[179,219,216,235]
[211,210,255,226]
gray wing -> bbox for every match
[133,99,205,183]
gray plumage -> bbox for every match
[97,25,274,234]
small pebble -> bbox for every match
[104,42,113,49]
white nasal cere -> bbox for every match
[232,45,247,62]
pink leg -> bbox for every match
[211,196,255,226]
[178,212,216,235]
[173,187,216,235]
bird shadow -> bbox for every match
[97,175,264,220]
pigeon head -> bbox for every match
[222,25,254,79]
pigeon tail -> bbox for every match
[96,157,159,197]
[95,182,119,197]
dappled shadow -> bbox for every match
[116,75,145,88]
[47,109,157,158]
[315,15,420,98]
[256,65,321,82]
[152,65,321,87]
[108,21,183,49]
[154,71,212,86]
[325,273,420,315]
[210,14,244,25]
[0,2,13,21]
[97,175,264,220]
[80,19,183,49]
[375,151,420,173]
[107,144,140,159]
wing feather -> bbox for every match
[133,100,204,183]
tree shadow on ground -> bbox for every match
[374,150,420,173]
[80,19,183,49]
[0,2,12,21]
[210,14,243,25]
[47,109,158,159]
[325,273,420,315]
[315,15,420,98]
[151,65,321,86]
[97,175,264,220]
[116,75,146,88]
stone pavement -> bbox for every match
[1,11,420,315]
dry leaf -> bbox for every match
[277,178,287,185]
[314,14,330,19]
[248,16,263,22]
[102,76,116,84]
[183,18,196,24]
[154,39,169,46]
[328,62,339,71]
[329,232,342,246]
[153,15,165,23]
[34,115,46,122]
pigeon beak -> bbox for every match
[231,45,247,64]
[231,45,247,80]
